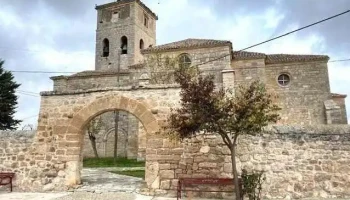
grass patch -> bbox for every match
[83,157,145,168]
[110,170,145,178]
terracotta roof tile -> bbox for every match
[95,0,157,20]
[232,51,329,64]
[266,54,329,64]
[142,38,232,53]
[232,51,266,60]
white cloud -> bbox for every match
[31,46,95,72]
[0,6,24,29]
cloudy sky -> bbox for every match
[0,0,349,128]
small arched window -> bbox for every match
[178,53,191,68]
[140,39,144,50]
[121,36,128,54]
[102,38,109,57]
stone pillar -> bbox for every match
[324,99,344,124]
[65,161,81,186]
[222,69,235,95]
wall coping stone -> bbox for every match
[265,125,350,135]
[41,85,181,96]
[0,130,36,139]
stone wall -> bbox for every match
[233,59,335,125]
[330,95,348,124]
[146,125,350,199]
[0,130,64,192]
[142,45,232,87]
[52,73,131,92]
[265,61,331,125]
[1,87,350,199]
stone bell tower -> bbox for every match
[95,0,157,71]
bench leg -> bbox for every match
[10,177,13,192]
[177,181,181,200]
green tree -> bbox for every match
[86,116,104,158]
[168,66,280,199]
[0,60,21,130]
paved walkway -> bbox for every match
[75,168,145,193]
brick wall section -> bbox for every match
[148,125,350,199]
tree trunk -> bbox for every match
[89,134,99,158]
[231,143,241,200]
[114,111,119,163]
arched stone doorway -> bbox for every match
[82,111,146,161]
[62,94,161,188]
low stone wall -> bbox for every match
[0,131,35,191]
[147,125,350,199]
[0,130,72,192]
[2,125,350,199]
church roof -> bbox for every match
[232,51,329,64]
[142,38,232,53]
[232,51,266,59]
[265,54,329,64]
[95,0,158,20]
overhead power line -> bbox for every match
[16,91,40,97]
[329,59,350,63]
[11,70,75,74]
[20,115,39,121]
[194,9,350,68]
[17,90,40,95]
[5,9,350,75]
[0,47,92,56]
[7,57,350,75]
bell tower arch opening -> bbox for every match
[102,38,110,57]
[121,36,128,54]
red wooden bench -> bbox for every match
[177,178,243,200]
[0,172,15,192]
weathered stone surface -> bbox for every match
[43,183,55,191]
[159,170,174,179]
[200,146,210,153]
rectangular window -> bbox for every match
[111,12,119,23]
[144,14,148,28]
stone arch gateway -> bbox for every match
[63,94,161,187]
[1,88,177,192]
